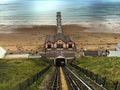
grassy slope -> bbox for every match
[27,66,54,90]
[0,58,49,90]
[73,57,120,82]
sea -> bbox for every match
[0,0,120,25]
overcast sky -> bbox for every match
[1,0,120,3]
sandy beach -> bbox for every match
[0,25,56,51]
[0,23,120,51]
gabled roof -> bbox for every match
[66,35,73,42]
[45,34,74,43]
[56,55,65,59]
[54,33,66,42]
[45,35,54,43]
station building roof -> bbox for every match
[45,33,74,43]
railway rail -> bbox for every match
[49,66,93,90]
[62,67,93,90]
[50,67,61,90]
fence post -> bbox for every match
[89,72,92,79]
[19,83,22,90]
[85,70,87,75]
[113,81,118,90]
[95,74,98,83]
[102,77,106,87]
[85,70,88,76]
[27,78,30,86]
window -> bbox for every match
[68,44,72,48]
[57,44,63,48]
[47,44,51,48]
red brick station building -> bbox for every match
[44,12,76,66]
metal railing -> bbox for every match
[12,65,52,90]
[70,63,119,90]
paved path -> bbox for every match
[60,67,68,90]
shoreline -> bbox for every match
[1,21,120,33]
[0,24,120,51]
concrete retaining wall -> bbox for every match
[5,54,29,59]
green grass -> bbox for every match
[0,58,49,90]
[73,57,120,82]
[68,65,104,90]
[73,57,120,89]
[27,66,54,90]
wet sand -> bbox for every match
[0,24,120,51]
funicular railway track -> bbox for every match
[50,66,93,90]
[62,67,93,90]
[50,67,61,90]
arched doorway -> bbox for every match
[55,56,66,67]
